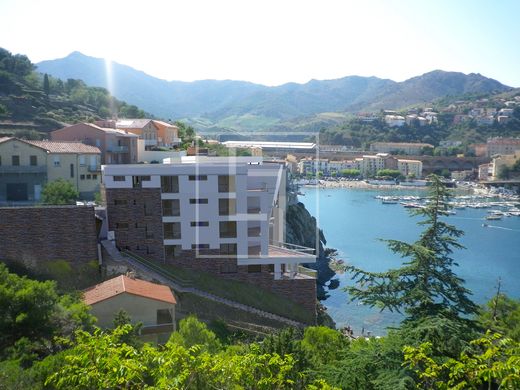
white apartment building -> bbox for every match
[297,158,329,176]
[102,157,316,283]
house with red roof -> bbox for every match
[83,274,177,343]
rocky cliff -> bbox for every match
[285,202,336,300]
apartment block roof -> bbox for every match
[83,275,176,305]
[25,140,101,154]
[53,123,138,138]
[0,137,101,154]
[116,119,153,129]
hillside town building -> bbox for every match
[0,137,101,201]
[370,142,434,155]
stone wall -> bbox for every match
[105,188,165,261]
[0,205,98,267]
[164,249,317,321]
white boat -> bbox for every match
[485,215,502,221]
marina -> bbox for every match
[301,186,520,336]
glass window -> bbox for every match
[220,243,237,256]
[161,176,179,193]
[30,155,37,166]
[191,244,210,249]
[113,176,125,181]
[162,199,180,216]
[115,222,129,229]
[218,175,235,192]
[157,309,173,325]
[53,156,60,166]
[219,198,236,215]
[12,155,20,166]
[220,263,238,274]
[165,245,182,259]
[190,221,209,227]
[189,198,208,204]
[188,175,207,181]
[219,221,237,238]
[163,222,181,239]
[114,199,128,206]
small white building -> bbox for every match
[384,115,406,127]
[397,159,423,178]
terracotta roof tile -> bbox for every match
[83,275,176,305]
[25,140,101,154]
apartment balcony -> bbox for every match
[107,145,129,153]
[247,206,261,214]
[237,241,316,267]
[0,165,46,174]
[87,165,101,172]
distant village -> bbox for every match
[1,106,520,339]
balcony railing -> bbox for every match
[107,145,128,153]
[87,165,101,172]
[0,165,46,174]
[247,207,261,214]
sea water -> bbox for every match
[300,187,520,335]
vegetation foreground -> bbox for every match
[1,176,520,389]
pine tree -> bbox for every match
[345,174,478,322]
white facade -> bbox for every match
[384,115,405,127]
[102,157,315,280]
[360,154,389,177]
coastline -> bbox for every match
[305,179,429,191]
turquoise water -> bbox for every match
[300,187,520,335]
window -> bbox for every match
[163,222,181,239]
[161,176,179,193]
[0,156,2,166]
[162,199,180,216]
[220,243,237,256]
[144,200,154,216]
[114,199,128,206]
[113,175,125,181]
[220,263,238,274]
[133,176,148,188]
[190,221,209,227]
[79,156,86,166]
[12,155,20,166]
[218,175,235,192]
[92,174,97,180]
[191,244,210,249]
[115,222,129,229]
[189,198,208,204]
[70,163,74,178]
[157,309,173,325]
[247,264,262,273]
[219,198,236,215]
[86,174,91,179]
[165,245,182,259]
[30,155,37,166]
[80,174,85,180]
[188,175,207,181]
[219,221,237,238]
[53,156,60,166]
[248,245,261,256]
[145,225,154,239]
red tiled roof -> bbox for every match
[83,275,176,305]
[25,140,101,154]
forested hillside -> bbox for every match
[0,48,150,139]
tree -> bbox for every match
[41,179,79,205]
[479,294,520,341]
[0,263,93,357]
[345,174,478,322]
[168,315,221,353]
[43,73,50,97]
[404,332,520,389]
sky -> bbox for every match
[1,0,519,87]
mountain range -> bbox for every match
[37,52,512,132]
